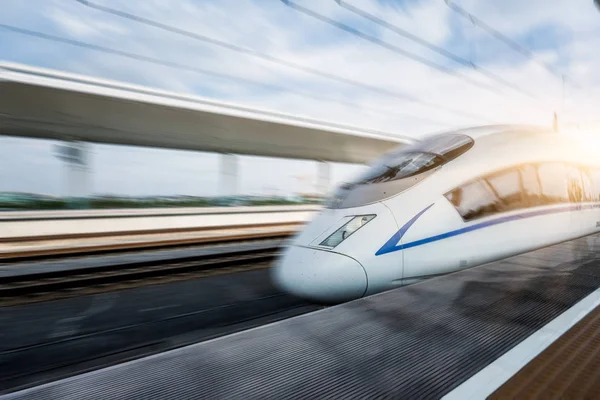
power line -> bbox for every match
[337,0,467,65]
[72,0,492,123]
[444,0,583,90]
[334,0,550,107]
[0,24,456,128]
[281,0,547,104]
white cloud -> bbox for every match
[1,0,599,196]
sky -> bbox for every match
[1,0,599,197]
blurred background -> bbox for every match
[2,0,599,210]
[3,1,600,397]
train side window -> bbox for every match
[538,163,569,204]
[566,166,584,203]
[519,164,543,207]
[445,179,500,221]
[485,167,522,210]
[589,169,600,201]
[579,167,594,202]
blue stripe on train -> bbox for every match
[375,202,600,256]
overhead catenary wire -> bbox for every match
[72,0,495,123]
[0,24,457,129]
[334,0,551,108]
[443,0,583,90]
[281,0,551,112]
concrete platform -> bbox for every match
[490,302,600,399]
[3,234,600,399]
[0,205,317,243]
[0,225,295,261]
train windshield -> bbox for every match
[356,134,474,184]
[355,152,444,184]
[328,133,474,208]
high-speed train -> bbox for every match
[272,125,600,303]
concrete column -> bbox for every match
[219,153,238,197]
[55,141,90,199]
[317,161,331,197]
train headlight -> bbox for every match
[319,215,375,248]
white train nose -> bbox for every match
[272,246,368,303]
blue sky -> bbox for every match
[1,0,599,197]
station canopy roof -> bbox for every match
[0,62,414,164]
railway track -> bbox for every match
[0,242,281,306]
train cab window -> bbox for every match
[327,132,475,209]
[538,163,569,204]
[357,152,444,184]
[566,166,584,203]
[411,134,475,162]
[445,179,500,221]
[356,134,474,185]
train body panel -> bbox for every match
[275,202,403,300]
[273,125,600,303]
[273,246,368,303]
[400,203,596,280]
